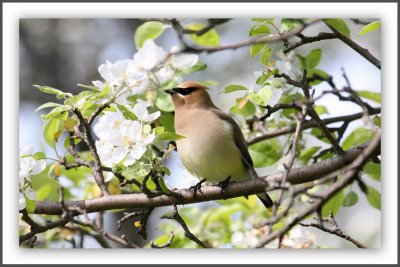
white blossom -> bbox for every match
[94,39,200,105]
[275,51,303,81]
[133,39,168,71]
[19,186,37,210]
[170,54,199,69]
[93,108,156,169]
[19,193,26,210]
[130,101,161,123]
[98,59,146,88]
[19,145,46,188]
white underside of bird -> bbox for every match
[176,108,250,183]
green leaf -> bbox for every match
[323,19,351,38]
[25,197,36,213]
[342,127,375,150]
[33,85,64,96]
[307,69,329,86]
[43,118,63,148]
[186,23,220,47]
[256,73,268,85]
[77,83,100,91]
[33,85,72,99]
[117,104,138,120]
[373,116,381,127]
[135,21,166,49]
[160,112,175,133]
[260,47,273,66]
[310,128,336,144]
[122,163,151,180]
[342,191,359,207]
[359,21,381,36]
[161,166,171,176]
[158,177,171,194]
[251,18,268,22]
[64,117,78,132]
[249,139,281,167]
[363,162,381,181]
[33,151,46,160]
[306,49,322,69]
[178,62,207,75]
[37,184,53,200]
[366,186,381,210]
[314,105,329,115]
[43,106,70,120]
[249,24,270,36]
[355,90,381,103]
[322,189,344,217]
[250,43,266,58]
[63,136,81,149]
[223,84,247,93]
[229,97,256,117]
[281,19,296,32]
[155,91,174,112]
[98,85,111,98]
[156,132,186,141]
[248,87,273,106]
[35,102,63,112]
[299,146,321,164]
[280,93,305,118]
[198,80,218,87]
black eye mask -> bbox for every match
[174,87,197,95]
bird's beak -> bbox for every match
[165,89,175,95]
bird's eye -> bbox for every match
[179,87,197,96]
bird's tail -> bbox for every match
[246,166,273,211]
[257,193,273,211]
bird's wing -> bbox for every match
[212,108,258,179]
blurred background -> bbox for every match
[19,18,381,248]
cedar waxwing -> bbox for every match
[165,81,273,209]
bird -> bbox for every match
[165,81,273,210]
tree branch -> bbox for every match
[325,24,381,69]
[257,131,380,247]
[171,19,321,54]
[300,211,368,248]
[283,32,337,54]
[160,205,208,248]
[274,72,345,156]
[72,109,110,196]
[30,143,380,216]
[248,108,380,145]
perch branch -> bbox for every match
[30,143,380,215]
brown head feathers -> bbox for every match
[176,81,209,90]
[165,81,215,109]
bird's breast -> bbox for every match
[175,110,247,182]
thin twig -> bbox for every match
[249,108,380,145]
[72,108,110,196]
[257,131,380,247]
[160,205,208,248]
[283,32,337,54]
[325,23,381,69]
[300,211,368,248]
[274,72,345,156]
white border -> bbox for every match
[3,2,397,265]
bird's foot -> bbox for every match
[218,176,232,198]
[189,179,206,198]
